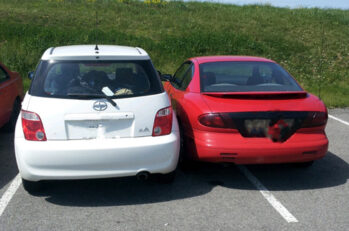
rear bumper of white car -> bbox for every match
[15,132,180,181]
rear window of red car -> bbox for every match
[199,61,302,92]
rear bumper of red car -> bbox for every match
[187,129,328,164]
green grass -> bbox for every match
[0,0,348,107]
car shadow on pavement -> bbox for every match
[0,131,19,191]
[233,151,349,191]
[43,163,252,207]
[43,151,348,207]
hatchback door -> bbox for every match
[26,59,166,140]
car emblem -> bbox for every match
[139,127,150,133]
[93,101,108,111]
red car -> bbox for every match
[0,62,23,131]
[162,56,328,166]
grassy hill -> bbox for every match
[0,0,348,107]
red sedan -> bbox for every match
[162,56,328,165]
[0,62,23,131]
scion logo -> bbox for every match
[93,101,107,111]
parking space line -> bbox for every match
[238,165,298,223]
[329,114,349,126]
[0,174,21,217]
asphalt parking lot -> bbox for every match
[0,109,348,231]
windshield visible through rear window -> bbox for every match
[199,61,302,92]
[29,60,163,99]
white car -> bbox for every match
[15,45,180,193]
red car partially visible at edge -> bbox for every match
[163,56,328,166]
[0,62,23,131]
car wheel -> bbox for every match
[178,124,192,169]
[157,171,176,184]
[294,161,314,168]
[178,131,201,171]
[178,128,186,164]
[22,179,43,194]
[3,98,21,132]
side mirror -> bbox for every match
[28,71,34,80]
[160,74,173,82]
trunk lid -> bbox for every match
[201,91,322,112]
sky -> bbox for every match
[193,0,349,9]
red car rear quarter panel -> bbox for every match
[176,92,211,134]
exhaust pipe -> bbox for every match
[136,171,150,181]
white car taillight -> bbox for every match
[152,106,173,136]
[21,110,47,141]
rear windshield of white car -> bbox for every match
[200,61,303,92]
[29,60,163,99]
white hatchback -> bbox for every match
[15,45,180,193]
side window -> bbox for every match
[0,67,9,83]
[180,65,194,90]
[172,62,193,90]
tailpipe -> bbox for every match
[136,171,150,181]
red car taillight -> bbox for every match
[21,110,47,141]
[152,106,173,136]
[301,111,328,128]
[198,113,236,129]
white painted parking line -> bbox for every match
[238,165,298,223]
[329,114,349,126]
[0,174,21,217]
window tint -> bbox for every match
[172,62,193,90]
[0,67,8,83]
[30,60,163,99]
[200,61,302,92]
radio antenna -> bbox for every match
[95,6,99,52]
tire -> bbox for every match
[157,171,176,184]
[294,161,314,168]
[178,129,200,171]
[3,98,21,132]
[22,179,43,195]
[178,124,193,170]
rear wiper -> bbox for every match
[67,92,117,107]
[103,95,117,107]
[101,87,117,107]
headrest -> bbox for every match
[202,72,216,85]
[116,68,133,78]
